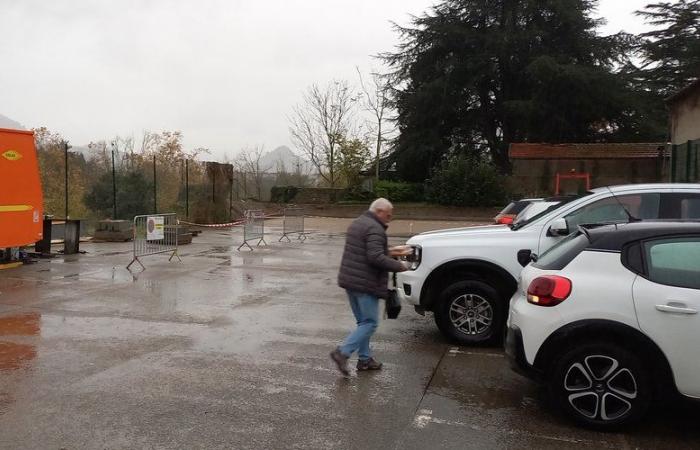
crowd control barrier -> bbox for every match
[237,210,267,251]
[279,207,306,242]
[127,213,181,270]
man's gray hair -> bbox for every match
[370,198,393,212]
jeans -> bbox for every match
[339,290,379,361]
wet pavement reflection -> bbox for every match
[0,225,698,449]
[0,312,39,371]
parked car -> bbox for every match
[396,183,700,345]
[506,221,700,429]
[512,196,575,226]
[494,198,541,225]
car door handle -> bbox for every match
[656,303,698,315]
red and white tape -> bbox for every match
[179,220,245,228]
[179,211,283,228]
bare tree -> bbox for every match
[234,146,267,200]
[356,68,395,181]
[288,81,356,188]
[140,131,159,155]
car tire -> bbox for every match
[548,341,651,430]
[434,280,503,346]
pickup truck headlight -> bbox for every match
[399,245,421,270]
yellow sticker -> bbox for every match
[0,205,33,212]
[1,150,22,161]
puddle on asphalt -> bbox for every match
[0,278,34,290]
[0,312,40,371]
[0,342,37,371]
[97,251,132,257]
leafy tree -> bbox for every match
[425,153,506,206]
[383,0,640,181]
[337,137,371,188]
[83,170,153,220]
[34,127,94,219]
[636,0,700,97]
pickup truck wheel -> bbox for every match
[434,280,503,345]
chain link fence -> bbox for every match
[36,146,292,235]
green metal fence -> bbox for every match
[671,139,700,182]
[37,147,242,229]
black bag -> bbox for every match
[386,272,401,319]
[386,290,401,319]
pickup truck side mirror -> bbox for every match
[548,217,569,236]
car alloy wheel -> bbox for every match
[435,279,503,345]
[449,294,493,336]
[564,355,638,421]
[549,342,651,429]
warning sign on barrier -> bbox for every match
[146,216,165,240]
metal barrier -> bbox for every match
[237,210,267,251]
[127,213,181,270]
[279,207,306,242]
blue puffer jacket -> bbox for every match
[337,211,404,298]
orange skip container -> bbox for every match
[0,128,43,248]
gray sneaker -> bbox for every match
[357,357,383,371]
[330,348,350,376]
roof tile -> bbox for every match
[509,143,668,160]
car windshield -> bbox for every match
[513,201,559,225]
[511,194,590,230]
[533,230,590,270]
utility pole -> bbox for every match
[185,159,189,219]
[229,165,233,221]
[212,164,216,203]
[153,155,157,213]
[111,143,117,219]
[64,141,70,218]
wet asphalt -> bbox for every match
[0,221,699,449]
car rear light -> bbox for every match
[527,276,572,307]
[496,216,514,225]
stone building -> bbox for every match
[667,79,700,182]
[668,79,700,144]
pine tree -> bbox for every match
[383,0,640,180]
[636,0,700,97]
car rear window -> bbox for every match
[533,232,590,270]
[501,200,530,215]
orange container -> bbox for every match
[0,128,43,248]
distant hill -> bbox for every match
[69,145,93,158]
[0,114,26,130]
[260,146,314,174]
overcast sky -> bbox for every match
[1,0,659,159]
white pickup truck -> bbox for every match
[396,183,700,345]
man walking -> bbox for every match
[330,198,409,375]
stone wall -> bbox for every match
[510,158,668,197]
[290,188,347,204]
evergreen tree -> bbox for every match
[383,0,641,180]
[636,0,700,97]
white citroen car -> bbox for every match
[506,221,700,429]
